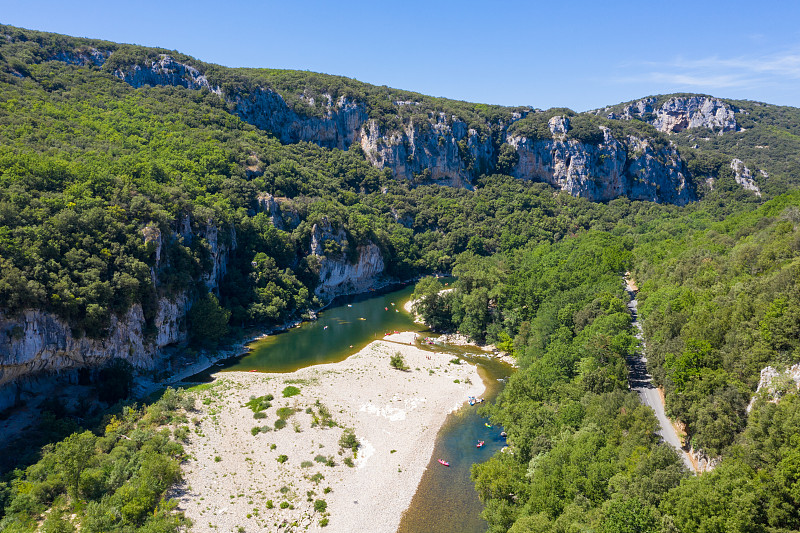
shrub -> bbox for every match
[266,500,273,509]
[301,461,313,468]
[274,419,287,430]
[174,426,189,441]
[276,455,288,464]
[310,473,324,483]
[320,518,329,527]
[280,501,289,509]
[343,457,354,467]
[282,386,301,397]
[314,499,327,512]
[390,353,408,370]
[450,358,461,364]
[214,456,222,462]
[276,407,295,419]
[338,428,360,452]
[314,454,327,463]
[251,427,260,436]
[253,411,267,419]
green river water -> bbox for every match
[193,282,512,533]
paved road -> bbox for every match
[625,283,696,472]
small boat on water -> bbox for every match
[347,304,352,308]
[323,325,328,330]
[485,422,493,428]
[359,317,366,321]
[477,441,485,448]
[438,459,450,466]
[500,431,507,438]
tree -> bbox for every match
[54,431,97,500]
[188,292,231,346]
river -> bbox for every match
[190,282,512,533]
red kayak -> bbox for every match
[477,441,485,448]
[438,459,450,466]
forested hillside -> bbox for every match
[1,23,800,533]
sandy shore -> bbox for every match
[177,331,484,532]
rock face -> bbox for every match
[75,53,697,203]
[747,364,800,412]
[114,55,220,94]
[730,158,762,196]
[508,123,694,204]
[0,295,186,390]
[232,91,368,149]
[604,96,738,134]
[0,221,232,410]
[359,113,501,187]
[309,217,385,298]
[316,243,385,298]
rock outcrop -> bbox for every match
[309,217,385,298]
[747,364,800,412]
[232,91,368,149]
[730,158,762,196]
[114,55,220,94]
[0,220,233,410]
[507,122,694,204]
[602,96,739,134]
[359,113,502,187]
[316,243,385,298]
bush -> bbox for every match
[338,428,360,452]
[314,499,327,512]
[253,411,267,419]
[276,454,288,463]
[276,407,295,419]
[280,501,289,509]
[282,386,301,397]
[251,427,260,436]
[301,461,313,468]
[265,500,273,509]
[274,419,287,430]
[343,457,354,467]
[390,353,408,370]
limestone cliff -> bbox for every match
[359,113,503,187]
[507,119,694,204]
[83,54,697,203]
[0,219,232,410]
[309,217,385,298]
[601,95,739,134]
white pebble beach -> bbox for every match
[177,331,484,532]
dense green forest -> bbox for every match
[412,192,800,531]
[2,24,800,532]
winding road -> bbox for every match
[624,276,696,472]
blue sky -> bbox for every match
[2,0,799,111]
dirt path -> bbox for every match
[624,274,696,473]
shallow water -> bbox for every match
[397,345,511,533]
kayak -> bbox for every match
[485,423,492,428]
[438,459,450,467]
[477,441,485,448]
